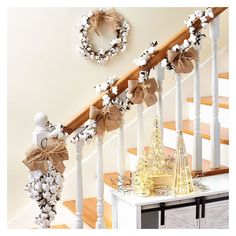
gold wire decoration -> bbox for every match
[146,116,166,175]
[172,132,194,195]
[133,151,154,196]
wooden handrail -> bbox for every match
[63,7,227,134]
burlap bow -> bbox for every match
[89,9,122,36]
[23,138,69,174]
[167,46,197,74]
[90,105,122,136]
[128,78,159,107]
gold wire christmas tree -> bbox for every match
[172,132,194,195]
[133,151,154,196]
[146,116,166,175]
[134,116,171,196]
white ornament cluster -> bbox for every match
[133,41,158,67]
[24,161,63,228]
[47,123,69,141]
[161,8,214,71]
[94,75,118,94]
[71,119,97,144]
[77,8,130,65]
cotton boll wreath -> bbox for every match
[76,8,130,65]
[23,122,69,228]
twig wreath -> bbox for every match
[76,8,130,65]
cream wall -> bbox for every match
[7,7,228,221]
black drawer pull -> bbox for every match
[195,198,200,219]
[160,203,165,225]
[201,197,205,218]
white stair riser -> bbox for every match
[219,78,229,97]
[163,129,229,166]
[188,103,229,128]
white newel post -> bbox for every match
[33,112,49,148]
[117,117,125,181]
[96,136,104,229]
[210,17,221,168]
[75,139,84,229]
[32,112,49,229]
[154,64,164,140]
[137,104,144,159]
[175,74,183,133]
[192,45,202,171]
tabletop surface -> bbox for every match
[111,173,229,206]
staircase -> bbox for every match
[63,71,229,228]
[27,7,228,229]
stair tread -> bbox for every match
[127,146,228,177]
[164,119,229,145]
[219,72,229,79]
[187,96,229,109]
[50,224,70,229]
[63,198,112,229]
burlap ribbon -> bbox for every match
[167,46,197,74]
[128,78,159,107]
[23,138,69,174]
[89,9,122,36]
[90,105,122,136]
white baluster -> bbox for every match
[32,112,49,229]
[210,17,221,168]
[137,104,144,159]
[96,136,104,229]
[117,117,125,182]
[33,112,49,147]
[192,45,202,171]
[75,139,84,229]
[175,74,183,133]
[154,64,164,140]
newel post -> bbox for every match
[32,112,49,229]
[210,16,221,168]
[33,112,49,148]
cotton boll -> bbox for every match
[185,20,192,28]
[34,182,42,191]
[200,16,207,22]
[161,59,168,67]
[208,11,214,18]
[189,34,197,43]
[42,183,50,191]
[195,10,203,18]
[189,27,195,33]
[172,44,180,51]
[50,185,57,194]
[189,14,196,22]
[183,39,190,49]
[43,191,51,200]
[87,10,93,17]
[148,46,155,54]
[201,22,208,29]
[111,86,118,95]
[43,205,51,213]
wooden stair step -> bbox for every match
[219,72,229,79]
[63,198,112,229]
[164,119,229,145]
[127,146,229,177]
[50,224,70,229]
[187,96,229,109]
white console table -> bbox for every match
[111,174,229,229]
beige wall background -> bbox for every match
[7,7,228,221]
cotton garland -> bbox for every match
[161,8,214,71]
[71,41,158,143]
[24,122,69,228]
[76,8,130,65]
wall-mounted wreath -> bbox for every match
[76,8,130,65]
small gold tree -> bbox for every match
[172,132,194,195]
